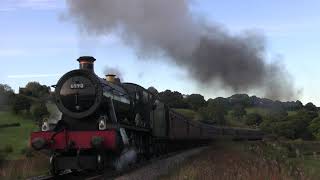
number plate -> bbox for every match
[70,83,84,89]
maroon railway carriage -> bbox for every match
[30,56,263,175]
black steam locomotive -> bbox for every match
[30,56,263,175]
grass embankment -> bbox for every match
[0,111,50,179]
[246,107,270,116]
[173,108,250,128]
[0,153,49,179]
[281,140,320,179]
[0,111,38,159]
[225,112,249,128]
[173,108,197,120]
[161,140,320,180]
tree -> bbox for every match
[158,90,189,108]
[297,109,318,120]
[228,94,250,107]
[207,97,230,111]
[0,84,14,107]
[21,82,50,98]
[268,103,288,119]
[12,95,32,114]
[31,103,49,122]
[260,116,281,135]
[0,84,14,94]
[261,110,314,140]
[245,113,263,126]
[305,102,318,112]
[295,100,304,110]
[283,100,303,111]
[186,94,206,110]
[309,117,320,140]
[198,103,227,125]
[232,104,246,120]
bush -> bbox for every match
[245,113,262,126]
[20,147,34,157]
[185,94,206,110]
[0,152,6,163]
[31,103,49,121]
[261,110,315,140]
[11,95,32,114]
[305,102,318,112]
[198,103,227,125]
[3,144,13,153]
[21,82,50,98]
[158,90,189,108]
[231,104,247,121]
[308,117,320,140]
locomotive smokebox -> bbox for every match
[77,56,96,72]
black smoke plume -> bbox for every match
[65,0,298,100]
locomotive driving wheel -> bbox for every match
[49,154,61,176]
[96,153,105,174]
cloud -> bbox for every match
[0,7,15,12]
[0,47,74,58]
[0,0,63,11]
[230,20,318,38]
[0,49,26,57]
[8,73,61,78]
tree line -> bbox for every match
[1,82,320,140]
[0,82,51,123]
[157,90,320,141]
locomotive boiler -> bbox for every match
[30,56,263,175]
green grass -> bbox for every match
[225,111,249,128]
[282,140,320,155]
[246,107,298,117]
[246,107,270,117]
[288,111,298,116]
[0,153,50,179]
[287,156,320,179]
[173,108,250,127]
[0,111,38,159]
[172,108,197,120]
[300,157,320,179]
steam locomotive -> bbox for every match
[30,56,263,175]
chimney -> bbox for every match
[77,56,96,72]
[105,74,121,84]
[105,74,116,83]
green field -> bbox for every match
[173,108,197,120]
[0,111,38,159]
[173,107,260,127]
[299,157,320,179]
[246,107,270,116]
[225,112,249,128]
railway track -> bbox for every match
[27,146,207,180]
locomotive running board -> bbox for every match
[105,123,150,132]
[120,124,150,132]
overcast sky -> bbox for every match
[1,0,320,105]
